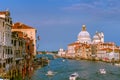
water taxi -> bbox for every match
[99,69,106,74]
[69,72,79,80]
[46,70,54,76]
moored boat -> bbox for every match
[114,63,120,66]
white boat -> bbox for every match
[63,59,65,62]
[99,69,106,74]
[46,70,57,76]
[114,63,120,66]
[46,70,54,76]
[69,72,79,80]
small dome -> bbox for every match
[92,31,103,44]
[77,25,91,43]
[93,34,100,40]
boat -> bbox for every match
[99,69,106,74]
[114,63,120,67]
[46,70,54,76]
[62,59,65,62]
[46,70,57,76]
[69,72,79,80]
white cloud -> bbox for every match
[61,0,120,20]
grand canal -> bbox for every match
[31,58,120,80]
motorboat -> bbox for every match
[114,63,120,67]
[69,72,79,80]
[46,70,54,76]
[46,70,57,76]
[99,69,106,74]
[62,59,65,62]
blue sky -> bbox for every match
[1,0,120,51]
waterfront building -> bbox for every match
[67,42,80,58]
[57,48,66,57]
[12,22,37,56]
[11,31,26,73]
[67,41,91,59]
[0,10,13,74]
[66,25,120,61]
[66,25,92,59]
[96,42,120,62]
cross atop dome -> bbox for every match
[82,25,86,31]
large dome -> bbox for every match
[77,25,91,44]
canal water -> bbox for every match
[31,58,120,80]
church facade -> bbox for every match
[59,25,120,62]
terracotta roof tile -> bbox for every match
[12,22,35,29]
[68,42,80,46]
[0,11,10,16]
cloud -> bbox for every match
[61,0,120,11]
[39,0,120,27]
[61,0,120,21]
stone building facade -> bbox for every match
[0,10,13,74]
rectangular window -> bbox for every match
[14,40,16,46]
[3,22,4,27]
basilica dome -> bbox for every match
[77,25,91,44]
[92,31,104,43]
[93,33,100,40]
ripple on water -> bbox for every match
[32,59,120,80]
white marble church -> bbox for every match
[77,25,104,44]
[58,25,120,62]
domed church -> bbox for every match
[66,25,104,59]
[77,25,91,44]
[63,25,119,61]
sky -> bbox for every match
[1,0,120,51]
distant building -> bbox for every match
[66,25,120,61]
[12,22,37,56]
[96,42,120,61]
[58,48,66,57]
[67,41,91,59]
